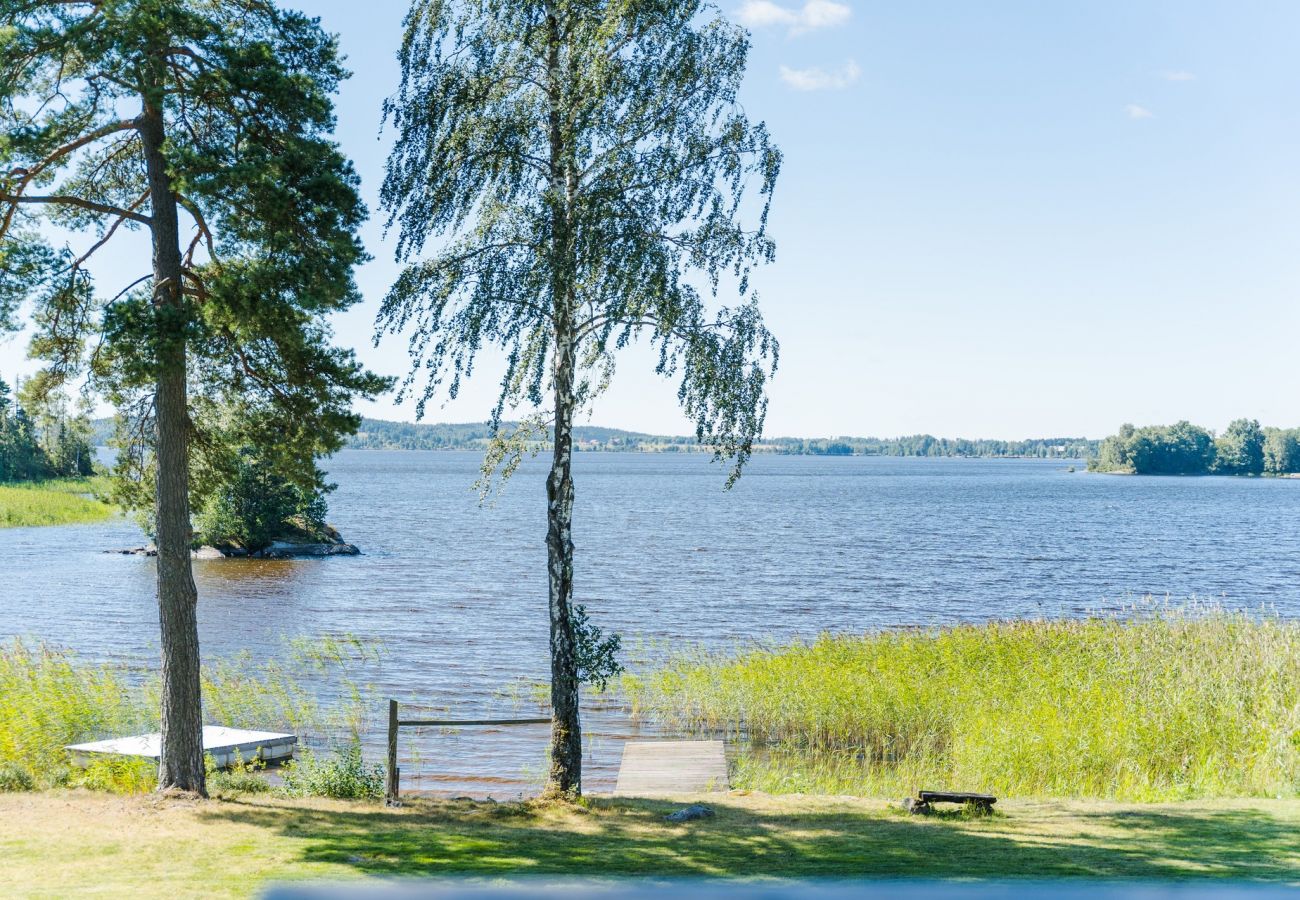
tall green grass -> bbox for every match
[0,478,114,528]
[0,638,379,792]
[0,642,151,790]
[627,606,1300,801]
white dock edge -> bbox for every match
[67,726,297,768]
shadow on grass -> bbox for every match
[197,797,1300,881]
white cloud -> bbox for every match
[780,60,861,91]
[1160,70,1196,82]
[1125,104,1153,119]
[737,0,851,34]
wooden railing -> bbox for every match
[385,699,550,806]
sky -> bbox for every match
[3,0,1299,440]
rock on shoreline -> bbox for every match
[110,526,360,559]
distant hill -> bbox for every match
[92,416,1098,459]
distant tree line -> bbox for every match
[767,435,1100,459]
[0,378,95,483]
[1088,419,1300,476]
[340,418,1099,459]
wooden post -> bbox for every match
[386,699,400,807]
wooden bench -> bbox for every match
[903,791,997,815]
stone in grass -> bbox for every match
[665,804,715,823]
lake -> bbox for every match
[3,451,1300,795]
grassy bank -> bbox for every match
[3,791,1300,896]
[0,477,114,528]
[627,608,1300,801]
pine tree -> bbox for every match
[1,0,386,793]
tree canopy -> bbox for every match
[381,0,781,795]
[0,0,387,792]
[380,0,781,478]
[1089,419,1300,476]
[1,0,385,459]
[0,378,93,482]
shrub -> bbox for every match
[0,763,35,792]
[280,743,385,801]
[206,753,271,798]
[69,757,156,794]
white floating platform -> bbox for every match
[67,726,297,769]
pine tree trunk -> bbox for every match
[543,5,582,797]
[140,98,206,796]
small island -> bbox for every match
[118,452,361,559]
[1088,419,1300,476]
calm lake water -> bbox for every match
[3,451,1300,795]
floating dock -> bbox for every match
[613,740,729,797]
[67,726,297,768]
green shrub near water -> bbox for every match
[628,607,1300,801]
[280,743,386,800]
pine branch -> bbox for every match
[0,118,142,239]
[0,192,152,225]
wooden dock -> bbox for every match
[613,740,729,797]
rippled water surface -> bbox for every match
[3,451,1300,794]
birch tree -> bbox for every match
[0,0,384,793]
[381,0,781,795]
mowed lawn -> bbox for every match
[3,791,1300,898]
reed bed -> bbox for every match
[0,478,114,528]
[0,639,378,792]
[626,606,1300,801]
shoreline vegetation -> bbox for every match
[0,637,377,795]
[626,606,1300,803]
[0,478,114,529]
[1089,419,1300,476]
[7,607,1297,806]
[6,613,1300,888]
[279,418,1102,459]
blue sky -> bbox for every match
[4,0,1299,439]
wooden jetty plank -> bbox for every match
[614,740,729,796]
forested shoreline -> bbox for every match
[334,418,1100,459]
[1089,419,1300,476]
[0,379,95,483]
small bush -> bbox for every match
[206,752,271,798]
[193,450,330,554]
[0,763,35,792]
[280,743,385,801]
[69,757,156,794]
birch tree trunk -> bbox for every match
[545,325,582,795]
[140,94,206,796]
[543,5,583,796]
